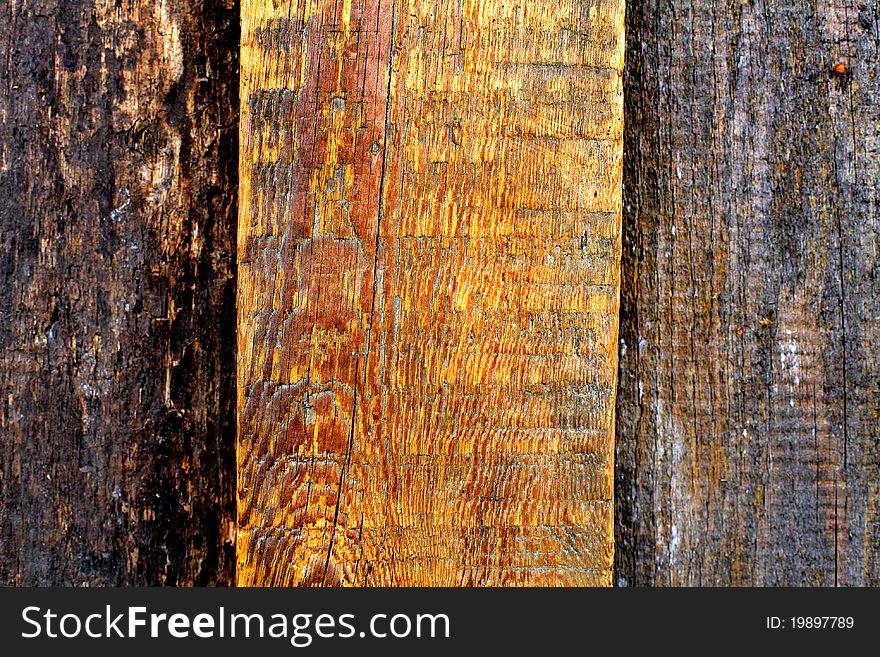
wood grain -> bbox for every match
[238,0,624,586]
[0,0,238,585]
[616,0,880,585]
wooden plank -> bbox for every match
[616,0,880,585]
[238,0,624,586]
[0,0,238,585]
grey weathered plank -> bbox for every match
[617,0,880,586]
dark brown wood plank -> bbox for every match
[0,0,239,585]
[616,0,880,585]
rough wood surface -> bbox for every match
[616,0,880,585]
[0,0,238,585]
[238,0,624,586]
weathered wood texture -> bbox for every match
[238,0,624,585]
[0,0,239,585]
[617,0,880,585]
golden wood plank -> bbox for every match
[238,0,624,586]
